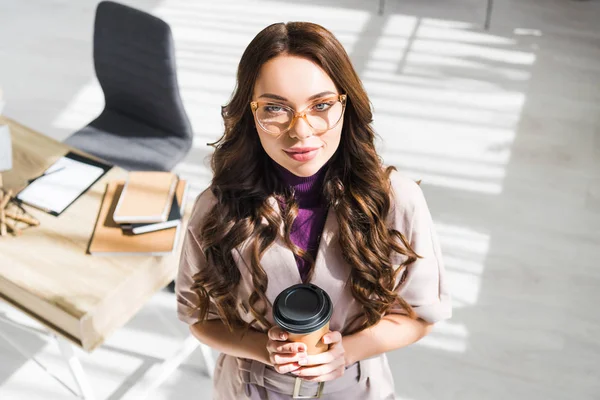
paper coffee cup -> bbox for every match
[273,283,333,355]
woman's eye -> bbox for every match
[264,105,284,113]
[312,102,333,112]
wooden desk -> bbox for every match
[0,116,187,352]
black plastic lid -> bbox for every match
[273,284,333,334]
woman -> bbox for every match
[176,22,451,399]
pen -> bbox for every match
[27,167,65,184]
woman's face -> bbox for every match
[252,55,343,177]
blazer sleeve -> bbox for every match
[386,171,452,324]
[175,188,222,325]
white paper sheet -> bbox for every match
[0,125,11,171]
[17,156,106,215]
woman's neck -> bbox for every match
[274,162,329,208]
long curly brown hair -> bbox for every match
[190,22,419,334]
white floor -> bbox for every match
[1,0,600,399]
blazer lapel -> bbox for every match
[233,201,352,323]
[257,204,352,310]
[309,206,352,310]
[262,232,302,306]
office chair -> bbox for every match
[65,2,213,384]
[65,1,193,171]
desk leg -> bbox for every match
[54,334,96,400]
[122,335,215,399]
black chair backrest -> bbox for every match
[93,1,192,139]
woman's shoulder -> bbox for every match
[383,166,427,215]
[384,166,424,198]
[188,186,218,230]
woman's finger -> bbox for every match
[276,342,306,353]
[300,365,345,382]
[296,343,343,366]
[267,326,288,341]
[273,362,302,375]
[292,355,345,377]
[267,340,306,354]
[322,331,342,345]
[270,351,307,366]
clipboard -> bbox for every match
[16,152,112,216]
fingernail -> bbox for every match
[298,359,307,365]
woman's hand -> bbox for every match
[290,331,346,382]
[266,326,308,374]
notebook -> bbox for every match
[16,152,112,216]
[88,179,187,256]
[120,183,186,235]
[112,171,178,224]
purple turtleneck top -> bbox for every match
[274,162,329,283]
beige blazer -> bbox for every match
[176,170,452,399]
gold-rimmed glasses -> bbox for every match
[250,94,347,136]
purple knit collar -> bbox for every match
[274,162,329,207]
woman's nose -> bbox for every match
[289,116,313,139]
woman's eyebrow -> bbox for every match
[258,91,337,102]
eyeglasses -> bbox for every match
[250,94,347,136]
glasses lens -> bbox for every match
[255,98,345,135]
[306,100,343,133]
[256,105,293,135]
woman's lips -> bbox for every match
[284,148,320,161]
